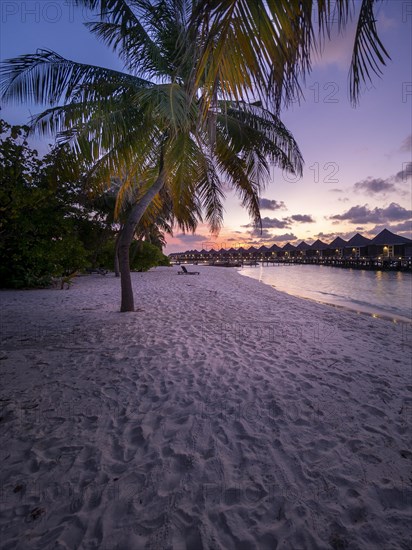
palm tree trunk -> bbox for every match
[118,171,166,312]
[114,230,122,277]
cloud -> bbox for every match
[399,135,411,154]
[174,233,205,242]
[330,203,412,224]
[353,163,411,196]
[272,233,297,242]
[249,228,276,239]
[370,221,412,235]
[388,220,412,232]
[243,213,315,230]
[311,22,356,70]
[290,214,315,223]
[394,162,412,183]
[242,217,290,229]
[315,230,368,241]
[314,231,337,240]
[173,233,211,248]
[259,198,287,211]
[329,188,343,193]
[377,11,397,31]
[354,178,395,194]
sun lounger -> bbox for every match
[85,267,108,275]
[178,265,200,275]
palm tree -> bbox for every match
[0,0,303,311]
[191,0,390,114]
[98,178,176,276]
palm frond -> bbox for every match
[219,102,304,177]
[133,83,197,133]
[213,133,261,227]
[163,131,203,225]
[349,0,390,105]
[85,20,170,78]
[0,49,151,106]
[195,154,225,234]
[193,0,389,112]
[75,0,141,26]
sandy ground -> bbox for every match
[0,266,411,550]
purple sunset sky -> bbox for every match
[1,1,411,253]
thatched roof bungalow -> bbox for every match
[266,243,281,258]
[308,239,328,258]
[327,236,347,257]
[345,233,371,257]
[295,241,312,257]
[258,245,270,259]
[368,229,412,258]
[170,228,411,264]
[281,242,297,258]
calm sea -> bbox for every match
[239,264,412,323]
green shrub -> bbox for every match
[130,241,170,272]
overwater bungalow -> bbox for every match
[268,243,282,258]
[295,241,312,258]
[368,229,412,259]
[282,242,297,259]
[169,228,411,270]
[227,247,237,260]
[258,245,270,260]
[247,246,258,259]
[308,239,328,258]
[327,237,348,258]
[217,247,227,260]
[345,233,371,258]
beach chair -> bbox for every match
[85,267,108,275]
[178,265,200,275]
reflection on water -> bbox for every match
[240,264,412,322]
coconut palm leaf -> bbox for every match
[0,49,152,106]
[218,101,303,176]
[75,0,142,26]
[193,0,389,111]
[349,0,390,105]
[85,20,170,78]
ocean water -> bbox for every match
[239,264,412,323]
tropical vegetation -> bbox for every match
[0,120,169,288]
[0,0,389,309]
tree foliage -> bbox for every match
[0,1,303,233]
[0,121,109,287]
[0,119,172,288]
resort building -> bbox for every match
[327,236,348,258]
[345,233,372,258]
[169,228,412,270]
[281,242,297,259]
[308,239,328,258]
[295,241,312,258]
[368,228,412,259]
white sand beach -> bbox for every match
[0,266,411,550]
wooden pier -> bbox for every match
[242,258,411,271]
[171,257,411,272]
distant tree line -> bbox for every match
[0,119,169,288]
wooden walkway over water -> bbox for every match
[171,257,412,272]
